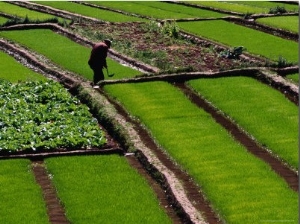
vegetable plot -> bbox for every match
[0,29,142,80]
[0,80,106,152]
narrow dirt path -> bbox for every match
[173,82,298,192]
[31,159,69,224]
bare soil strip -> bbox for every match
[31,159,69,224]
[125,154,186,224]
[173,82,298,192]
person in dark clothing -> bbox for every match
[88,39,111,86]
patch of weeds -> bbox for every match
[269,6,287,14]
[0,15,67,27]
[276,55,294,68]
[161,21,180,38]
[243,12,253,19]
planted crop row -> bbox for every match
[0,80,106,151]
[0,29,141,80]
[256,16,298,33]
[45,155,172,223]
[0,50,45,82]
[187,1,298,14]
[188,76,298,170]
[103,81,298,223]
[89,1,228,19]
[286,73,299,84]
[0,159,49,224]
[178,20,298,63]
[0,2,66,23]
[32,1,146,22]
[0,16,8,25]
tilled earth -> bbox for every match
[72,21,263,73]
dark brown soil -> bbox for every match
[73,22,264,73]
[31,159,69,224]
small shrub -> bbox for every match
[277,55,293,68]
[161,21,180,38]
[269,6,287,14]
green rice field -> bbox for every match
[0,29,141,80]
[0,1,298,223]
[45,155,172,223]
[104,81,298,224]
[179,20,298,63]
[257,16,298,33]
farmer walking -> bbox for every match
[88,39,111,87]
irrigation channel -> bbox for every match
[0,2,298,223]
[0,22,298,223]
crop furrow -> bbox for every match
[31,159,69,224]
[173,81,298,192]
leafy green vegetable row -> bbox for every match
[0,80,106,151]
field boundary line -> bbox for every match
[173,82,298,192]
[0,23,159,74]
[9,1,105,23]
[101,68,298,105]
[31,159,69,224]
[95,86,220,224]
[0,38,215,222]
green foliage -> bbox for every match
[257,16,298,33]
[277,55,293,68]
[0,80,106,152]
[188,76,298,170]
[161,21,180,38]
[179,20,298,63]
[269,6,287,14]
[104,81,298,223]
[45,156,172,223]
[220,46,246,59]
[90,1,228,19]
[0,159,49,224]
[0,29,141,80]
[0,50,45,82]
[33,1,146,22]
[0,15,67,27]
[0,2,68,24]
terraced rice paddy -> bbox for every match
[0,1,298,223]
